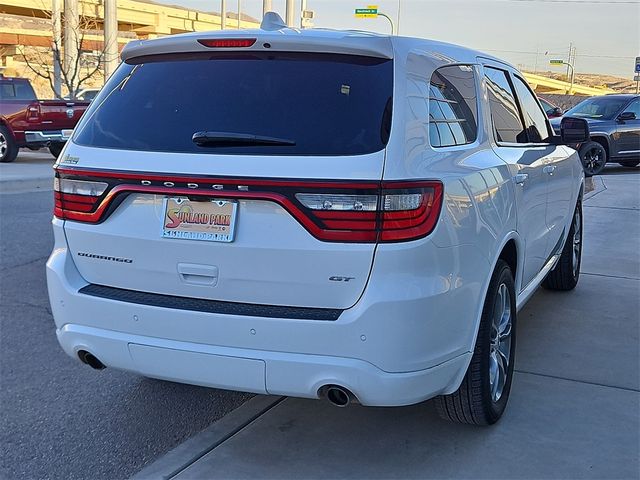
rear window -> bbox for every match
[0,81,37,101]
[74,52,393,156]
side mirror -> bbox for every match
[618,111,636,121]
[560,117,590,144]
[552,107,564,116]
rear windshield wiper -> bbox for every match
[192,131,296,147]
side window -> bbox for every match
[16,83,36,101]
[0,82,36,101]
[0,83,16,99]
[484,67,526,144]
[623,99,640,118]
[512,76,551,143]
[429,65,478,148]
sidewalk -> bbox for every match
[0,150,55,194]
[136,166,640,479]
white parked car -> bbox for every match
[47,14,587,425]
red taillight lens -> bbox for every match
[197,38,256,48]
[380,182,442,242]
[294,181,443,243]
[53,177,108,220]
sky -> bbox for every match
[155,0,639,77]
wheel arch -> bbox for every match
[444,231,523,395]
[589,135,610,159]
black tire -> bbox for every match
[49,143,64,159]
[0,125,19,163]
[579,141,607,177]
[542,200,582,291]
[618,161,639,168]
[435,260,516,425]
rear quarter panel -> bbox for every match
[379,46,519,359]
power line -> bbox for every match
[483,49,634,59]
[493,0,639,4]
[423,0,640,3]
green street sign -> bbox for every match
[355,6,378,17]
[549,59,565,65]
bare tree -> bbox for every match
[19,2,108,100]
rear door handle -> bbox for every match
[514,173,528,185]
[543,165,557,175]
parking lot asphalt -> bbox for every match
[0,152,252,480]
[137,165,640,480]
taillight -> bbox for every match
[295,181,443,243]
[379,182,442,242]
[54,178,108,220]
[197,38,256,48]
[53,168,443,243]
[26,104,40,122]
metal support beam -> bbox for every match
[285,0,294,27]
[103,0,118,80]
[63,0,79,97]
[51,0,62,97]
[263,0,272,17]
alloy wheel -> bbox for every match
[583,147,605,175]
[489,283,512,403]
[572,207,582,277]
[0,132,7,159]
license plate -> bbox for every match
[162,197,237,243]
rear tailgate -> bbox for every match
[58,48,393,310]
[34,101,89,129]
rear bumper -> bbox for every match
[47,219,488,406]
[56,323,471,406]
[25,129,72,144]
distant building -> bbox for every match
[0,0,259,97]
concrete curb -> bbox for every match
[131,395,285,480]
[583,175,606,201]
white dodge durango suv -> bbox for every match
[47,14,587,425]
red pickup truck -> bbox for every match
[0,75,90,162]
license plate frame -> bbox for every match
[161,197,238,243]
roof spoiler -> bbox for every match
[121,23,393,62]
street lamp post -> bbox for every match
[550,59,575,95]
[354,6,395,35]
[377,12,395,35]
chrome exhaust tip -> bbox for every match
[77,350,106,370]
[321,385,354,407]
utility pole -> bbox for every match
[237,0,241,29]
[51,0,62,97]
[63,0,79,97]
[263,0,272,17]
[396,0,400,35]
[103,0,118,81]
[566,42,572,79]
[285,0,295,27]
[221,0,226,29]
[300,0,306,28]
